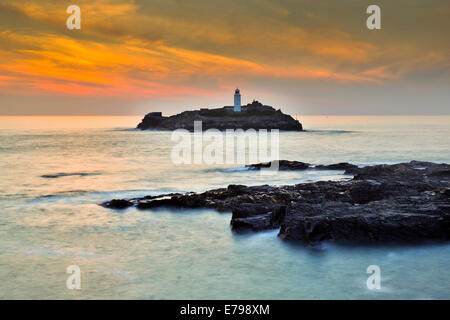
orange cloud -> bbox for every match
[1,0,447,99]
[0,29,390,98]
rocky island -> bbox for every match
[102,161,449,245]
[137,100,303,131]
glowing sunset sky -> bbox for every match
[0,0,449,115]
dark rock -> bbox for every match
[137,197,178,209]
[247,160,310,170]
[429,169,450,177]
[248,161,359,171]
[232,203,272,219]
[279,196,450,244]
[315,163,358,170]
[136,112,164,129]
[231,214,274,232]
[270,205,287,225]
[102,161,450,245]
[348,181,385,204]
[101,199,133,209]
[227,184,248,196]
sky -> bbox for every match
[0,0,449,115]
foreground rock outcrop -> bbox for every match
[102,161,450,245]
[137,101,303,131]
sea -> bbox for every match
[0,115,449,299]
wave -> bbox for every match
[201,166,250,173]
[29,188,182,203]
[304,130,355,134]
[109,128,140,132]
[40,171,102,179]
[35,189,92,199]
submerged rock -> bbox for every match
[102,199,134,209]
[102,161,450,245]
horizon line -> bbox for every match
[0,114,449,117]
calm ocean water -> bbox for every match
[0,115,449,299]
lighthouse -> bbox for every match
[234,88,241,112]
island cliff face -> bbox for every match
[136,101,303,131]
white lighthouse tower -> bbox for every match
[234,88,241,112]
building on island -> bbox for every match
[136,88,304,131]
[234,88,241,112]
